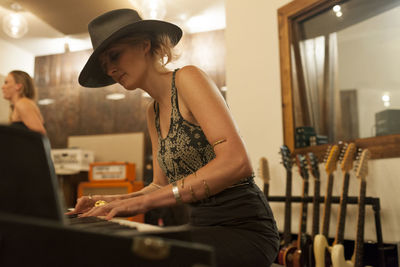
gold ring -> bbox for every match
[94,200,107,207]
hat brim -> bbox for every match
[78,20,182,88]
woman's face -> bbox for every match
[102,41,149,90]
[1,74,21,101]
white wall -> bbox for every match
[0,39,34,123]
[225,0,400,243]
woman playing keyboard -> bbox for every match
[69,9,279,267]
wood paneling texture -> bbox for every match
[35,50,150,149]
[34,30,226,180]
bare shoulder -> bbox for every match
[175,65,221,103]
[176,65,211,82]
[14,98,36,111]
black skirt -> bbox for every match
[188,180,279,267]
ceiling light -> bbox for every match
[382,93,390,102]
[335,11,343,18]
[2,2,28,39]
[130,0,166,20]
[38,98,55,105]
[332,5,341,13]
[106,93,126,100]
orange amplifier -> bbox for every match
[89,162,135,182]
[77,181,144,223]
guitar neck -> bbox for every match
[283,170,292,245]
[322,173,334,237]
[334,172,351,245]
[311,177,321,238]
[354,179,366,267]
[263,183,269,199]
[297,178,309,248]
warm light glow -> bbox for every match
[106,93,126,100]
[130,0,166,19]
[382,93,390,107]
[333,5,341,13]
[185,12,225,33]
[382,93,390,102]
[2,12,28,38]
[335,11,343,17]
[38,98,55,105]
[142,92,151,98]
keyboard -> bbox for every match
[66,215,163,235]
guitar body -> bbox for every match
[314,234,332,267]
[331,244,354,267]
[292,234,312,267]
[283,244,298,267]
[278,146,294,265]
[278,240,296,265]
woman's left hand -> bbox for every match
[79,195,148,220]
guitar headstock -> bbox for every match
[296,154,309,180]
[279,145,293,171]
[324,145,340,175]
[259,157,270,184]
[307,152,320,180]
[356,149,371,181]
[340,143,357,173]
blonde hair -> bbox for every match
[10,70,36,100]
[99,32,179,73]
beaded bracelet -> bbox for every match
[172,182,183,204]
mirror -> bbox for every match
[278,0,400,159]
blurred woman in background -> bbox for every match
[2,70,46,134]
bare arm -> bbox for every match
[144,65,253,207]
[80,66,254,219]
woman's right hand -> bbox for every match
[65,195,116,215]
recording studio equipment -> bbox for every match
[375,109,400,136]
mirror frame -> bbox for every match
[278,0,400,160]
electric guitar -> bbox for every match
[285,154,312,267]
[307,152,321,240]
[331,149,370,267]
[277,145,294,265]
[259,157,270,199]
[313,145,340,267]
[333,143,357,246]
[307,151,321,267]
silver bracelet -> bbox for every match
[172,182,183,204]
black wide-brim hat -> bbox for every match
[78,9,182,88]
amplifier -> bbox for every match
[375,109,400,136]
[77,181,144,223]
[51,149,94,174]
[89,162,136,182]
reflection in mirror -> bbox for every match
[291,0,400,148]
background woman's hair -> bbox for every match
[10,70,36,100]
[99,32,180,73]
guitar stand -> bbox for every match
[268,195,386,267]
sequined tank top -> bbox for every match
[155,69,215,184]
